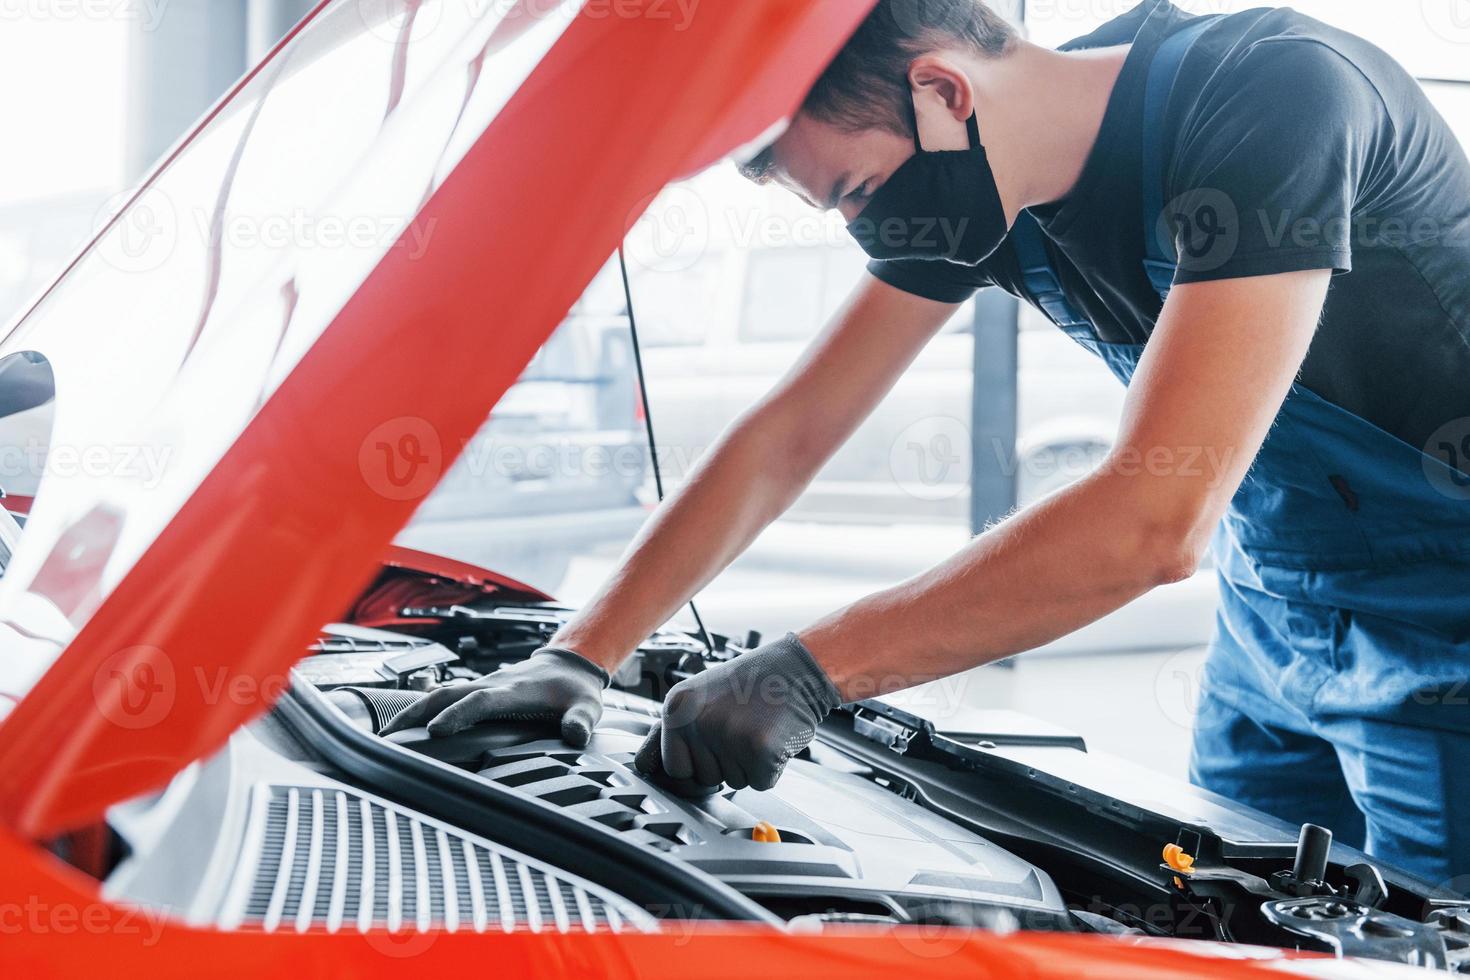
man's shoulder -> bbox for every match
[1185,8,1407,124]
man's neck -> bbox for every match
[971,41,1132,219]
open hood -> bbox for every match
[0,0,875,838]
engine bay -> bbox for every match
[96,591,1470,970]
[289,598,1470,968]
[335,684,1070,930]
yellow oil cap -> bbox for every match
[751,821,782,843]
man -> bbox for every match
[388,0,1470,882]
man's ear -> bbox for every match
[908,55,975,151]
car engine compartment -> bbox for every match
[95,588,1470,970]
[331,684,1070,931]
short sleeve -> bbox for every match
[866,256,992,304]
[1165,38,1381,284]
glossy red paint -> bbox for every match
[382,545,551,602]
[0,0,874,837]
[345,546,549,630]
[1,826,1329,980]
[3,494,34,516]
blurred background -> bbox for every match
[3,0,1468,777]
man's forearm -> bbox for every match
[550,412,818,671]
[801,272,1330,703]
[547,275,962,674]
[800,466,1212,701]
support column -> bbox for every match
[247,0,320,65]
[125,0,250,182]
[126,0,317,184]
[968,0,1025,536]
[968,288,1020,534]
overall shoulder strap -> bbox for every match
[1013,15,1221,327]
[1142,15,1222,302]
[1011,210,1089,330]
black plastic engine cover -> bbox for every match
[385,692,1069,926]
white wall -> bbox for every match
[1027,0,1470,81]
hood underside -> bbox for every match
[0,0,875,838]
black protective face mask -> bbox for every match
[846,107,1008,266]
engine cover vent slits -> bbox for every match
[220,784,656,934]
[478,745,700,850]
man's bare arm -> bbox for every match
[800,269,1332,700]
[551,274,961,670]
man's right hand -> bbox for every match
[381,647,610,747]
[633,633,843,791]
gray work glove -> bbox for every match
[381,647,609,747]
[634,633,843,791]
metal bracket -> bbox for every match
[852,710,918,754]
[1262,897,1450,970]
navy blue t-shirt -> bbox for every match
[869,0,1470,459]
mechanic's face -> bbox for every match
[766,112,917,222]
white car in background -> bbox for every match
[399,302,651,591]
[636,238,1123,520]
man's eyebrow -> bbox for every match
[823,172,852,210]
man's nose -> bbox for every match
[837,201,865,223]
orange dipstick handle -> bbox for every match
[752,821,782,843]
[1163,843,1195,874]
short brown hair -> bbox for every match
[741,0,1017,182]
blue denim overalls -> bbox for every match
[1011,16,1470,883]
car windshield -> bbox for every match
[398,258,651,594]
[396,162,987,628]
[0,0,585,680]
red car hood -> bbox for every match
[0,0,874,838]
